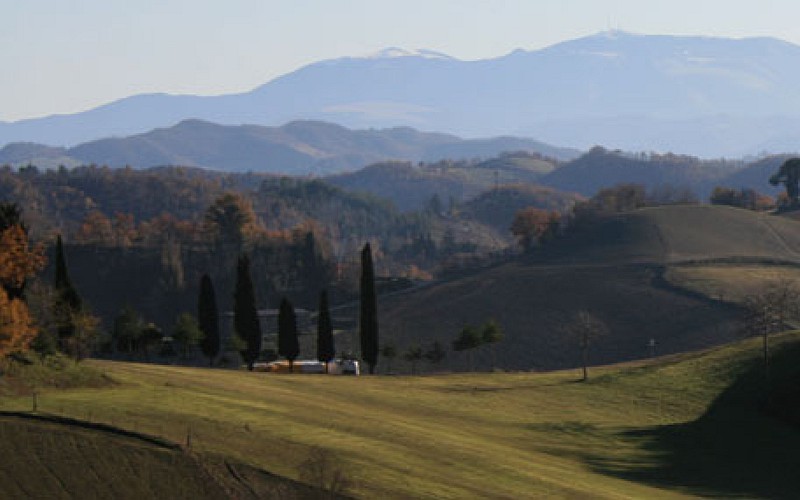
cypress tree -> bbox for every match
[54,234,82,352]
[198,274,220,366]
[233,255,261,370]
[316,289,335,373]
[278,297,299,372]
[359,243,379,374]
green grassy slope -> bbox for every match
[0,414,230,499]
[541,205,800,265]
[665,264,800,304]
[375,205,800,372]
[380,262,742,371]
[0,412,330,499]
[1,333,798,498]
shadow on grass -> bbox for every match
[582,341,800,499]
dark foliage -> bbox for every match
[197,274,220,366]
[54,234,83,351]
[424,341,446,365]
[359,243,379,374]
[710,186,774,211]
[112,306,143,356]
[234,255,261,370]
[769,157,800,207]
[0,202,25,234]
[316,290,334,370]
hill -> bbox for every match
[327,153,572,212]
[459,184,583,234]
[0,120,579,174]
[0,413,325,499]
[6,32,800,155]
[1,332,798,498]
[541,204,800,264]
[538,146,743,198]
[718,153,792,196]
[376,205,800,371]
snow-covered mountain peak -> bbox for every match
[366,47,456,60]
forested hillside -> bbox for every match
[0,163,538,334]
[327,152,572,212]
[539,146,746,197]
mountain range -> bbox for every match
[5,31,800,157]
[0,120,578,174]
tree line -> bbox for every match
[0,199,385,376]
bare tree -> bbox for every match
[742,278,798,391]
[380,343,397,374]
[569,311,608,382]
[403,344,423,375]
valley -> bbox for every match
[4,16,800,499]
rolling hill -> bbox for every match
[1,332,798,498]
[327,153,576,212]
[538,146,742,198]
[0,413,324,499]
[458,184,583,234]
[719,153,793,196]
[375,205,800,371]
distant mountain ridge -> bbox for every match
[6,31,800,156]
[0,119,579,174]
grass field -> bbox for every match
[373,205,800,373]
[665,263,800,304]
[2,332,799,498]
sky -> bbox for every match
[2,0,799,122]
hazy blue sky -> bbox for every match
[3,0,798,121]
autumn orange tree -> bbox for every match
[0,224,45,357]
[510,207,561,251]
[204,192,259,247]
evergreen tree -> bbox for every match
[359,243,379,374]
[197,274,220,366]
[316,290,335,373]
[234,255,261,370]
[302,231,327,292]
[54,234,83,352]
[278,297,299,372]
